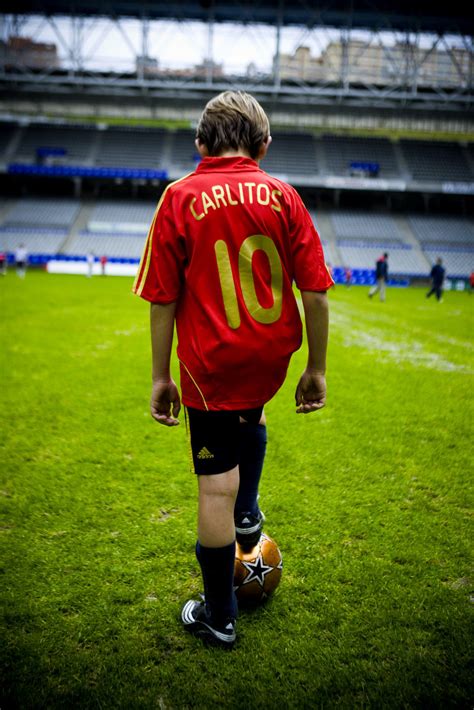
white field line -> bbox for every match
[325,299,472,374]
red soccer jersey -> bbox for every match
[134,156,332,411]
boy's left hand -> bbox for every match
[150,379,181,426]
[295,369,326,414]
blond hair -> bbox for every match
[196,91,270,159]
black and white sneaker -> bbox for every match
[181,600,236,649]
[235,510,265,549]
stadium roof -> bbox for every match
[3,0,474,35]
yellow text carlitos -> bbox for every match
[189,183,282,221]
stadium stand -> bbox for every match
[2,117,473,280]
[14,124,96,164]
[0,122,17,160]
[467,142,474,165]
[423,247,474,277]
[329,210,438,275]
[408,215,474,247]
[4,121,474,191]
[261,132,319,176]
[65,232,145,259]
[88,201,155,233]
[0,227,67,255]
[95,127,168,169]
[63,199,156,259]
[0,193,474,283]
[330,210,404,242]
[3,197,80,228]
[0,195,471,277]
[322,135,400,178]
[337,243,428,274]
[400,140,473,182]
[0,197,80,256]
[170,129,199,172]
[407,215,474,277]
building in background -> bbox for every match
[277,40,471,88]
[0,36,60,71]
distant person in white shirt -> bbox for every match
[15,244,28,279]
[87,252,95,278]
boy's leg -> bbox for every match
[182,408,240,646]
[196,467,239,623]
[198,467,239,546]
[235,411,266,517]
[234,411,267,547]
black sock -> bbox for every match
[195,541,238,622]
[235,423,267,517]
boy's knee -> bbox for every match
[199,467,239,500]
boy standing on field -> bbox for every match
[133,91,332,648]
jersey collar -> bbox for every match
[195,156,260,173]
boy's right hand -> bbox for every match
[150,379,181,426]
[295,369,326,414]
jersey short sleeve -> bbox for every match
[287,188,333,292]
[133,188,186,303]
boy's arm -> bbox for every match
[295,290,329,414]
[150,302,181,426]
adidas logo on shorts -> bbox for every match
[197,447,214,460]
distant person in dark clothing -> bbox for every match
[369,252,388,302]
[469,271,474,294]
[426,258,445,302]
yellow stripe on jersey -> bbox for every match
[324,261,335,285]
[183,407,196,475]
[179,359,209,411]
[132,211,157,294]
[133,172,193,297]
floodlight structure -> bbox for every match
[0,1,472,113]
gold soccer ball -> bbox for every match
[234,533,283,605]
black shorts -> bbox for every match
[186,406,263,475]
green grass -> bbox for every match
[1,272,473,709]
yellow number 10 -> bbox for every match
[214,234,283,329]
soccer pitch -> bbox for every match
[1,272,473,708]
